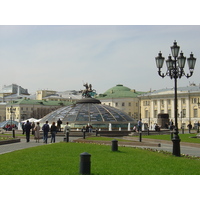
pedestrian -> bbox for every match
[187,122,192,133]
[22,122,25,134]
[32,122,35,135]
[34,122,41,143]
[50,122,57,143]
[169,120,174,131]
[89,125,93,133]
[86,125,89,132]
[137,119,142,132]
[25,120,32,142]
[63,122,71,142]
[42,121,50,144]
[57,118,62,132]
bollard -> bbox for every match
[12,129,15,138]
[66,132,69,142]
[139,132,142,142]
[147,128,149,135]
[95,129,98,136]
[111,139,118,151]
[83,131,86,139]
[80,152,91,175]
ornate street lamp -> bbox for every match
[155,41,196,156]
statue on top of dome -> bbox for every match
[82,83,96,98]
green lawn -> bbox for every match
[0,142,200,175]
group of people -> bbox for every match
[23,119,70,144]
[3,124,17,131]
[81,125,93,133]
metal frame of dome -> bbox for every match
[39,97,137,129]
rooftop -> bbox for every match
[97,84,146,99]
[7,98,73,106]
[140,84,200,97]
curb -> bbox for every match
[0,138,21,145]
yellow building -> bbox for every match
[139,84,200,129]
[97,84,145,120]
[0,103,6,122]
[36,90,57,100]
[6,98,73,122]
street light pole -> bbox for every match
[155,41,196,156]
[10,105,15,138]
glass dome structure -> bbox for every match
[39,98,137,129]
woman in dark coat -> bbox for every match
[50,122,57,143]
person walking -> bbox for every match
[187,122,192,133]
[25,120,32,142]
[34,122,41,143]
[22,123,25,134]
[42,121,50,144]
[57,118,62,132]
[137,119,142,132]
[63,122,71,142]
[50,122,57,143]
[32,122,35,135]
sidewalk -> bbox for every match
[123,137,200,157]
[0,136,76,155]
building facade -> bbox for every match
[6,98,73,122]
[139,84,200,129]
[97,84,144,120]
[36,89,82,102]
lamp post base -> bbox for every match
[172,133,181,157]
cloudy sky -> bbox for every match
[0,25,200,95]
[0,1,200,95]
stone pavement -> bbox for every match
[1,135,200,157]
[122,137,200,157]
[0,136,76,155]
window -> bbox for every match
[128,102,131,106]
[154,110,157,118]
[182,109,186,118]
[192,98,197,104]
[194,109,198,118]
[168,109,171,118]
[145,110,149,118]
[182,98,186,104]
[154,100,157,105]
[143,101,150,106]
[167,99,171,105]
[115,102,118,107]
[122,102,125,106]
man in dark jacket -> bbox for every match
[25,120,32,142]
[42,121,50,143]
